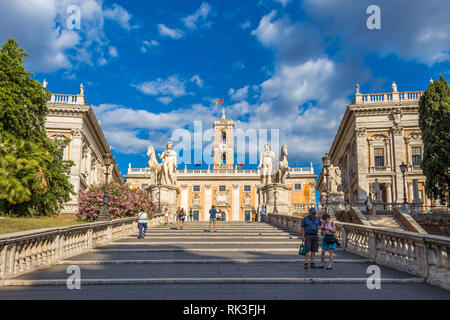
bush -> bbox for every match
[77,182,154,221]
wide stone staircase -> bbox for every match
[1,221,449,299]
[364,213,405,230]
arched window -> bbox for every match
[222,131,226,143]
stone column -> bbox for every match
[69,129,83,209]
[86,148,92,186]
[391,126,405,202]
[355,127,368,203]
[386,182,392,204]
[181,185,188,212]
[408,181,413,203]
[204,185,212,221]
[232,184,240,221]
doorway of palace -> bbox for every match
[193,210,199,221]
[380,183,388,203]
[244,210,251,222]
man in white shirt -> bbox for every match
[137,211,148,239]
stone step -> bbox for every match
[2,277,425,286]
[59,258,372,265]
[112,241,299,245]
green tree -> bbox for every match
[418,76,450,205]
[0,38,74,216]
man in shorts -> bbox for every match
[208,205,217,232]
[301,207,322,269]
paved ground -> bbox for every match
[0,221,449,300]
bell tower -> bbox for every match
[213,108,234,171]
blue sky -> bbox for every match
[1,0,449,179]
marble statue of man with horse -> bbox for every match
[146,142,177,186]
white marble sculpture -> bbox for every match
[327,164,342,193]
[372,178,382,201]
[273,144,289,184]
[147,145,162,184]
[158,142,178,186]
[258,143,276,186]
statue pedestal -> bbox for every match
[147,184,179,216]
[325,192,345,218]
[262,183,292,215]
[373,199,384,212]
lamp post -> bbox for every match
[98,152,113,221]
[400,162,407,205]
[273,189,279,214]
[322,153,331,213]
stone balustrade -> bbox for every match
[48,93,86,105]
[0,214,164,280]
[267,213,450,290]
[127,166,314,175]
[354,90,423,105]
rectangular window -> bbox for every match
[244,185,251,192]
[374,148,385,167]
[193,185,200,192]
[219,185,226,191]
[412,147,422,167]
[294,184,302,190]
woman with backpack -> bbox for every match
[179,207,186,230]
[319,214,336,270]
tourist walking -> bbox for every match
[209,205,217,232]
[364,194,373,215]
[176,207,181,226]
[260,205,266,222]
[301,207,322,269]
[189,208,193,222]
[251,206,257,222]
[136,210,148,239]
[164,207,169,225]
[319,214,337,270]
[179,207,186,230]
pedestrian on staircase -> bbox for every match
[176,207,181,226]
[164,207,169,225]
[136,210,148,239]
[365,194,373,215]
[301,207,322,269]
[179,207,186,230]
[209,205,218,232]
[260,205,266,222]
[189,208,193,221]
[319,214,336,270]
[251,206,257,222]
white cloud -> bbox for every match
[157,96,173,105]
[134,75,187,97]
[183,2,212,30]
[158,24,184,39]
[140,40,159,53]
[108,46,118,57]
[302,0,450,65]
[103,4,136,30]
[190,74,204,87]
[240,21,251,29]
[229,85,250,101]
[0,0,139,72]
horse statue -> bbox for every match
[273,144,289,184]
[147,145,162,184]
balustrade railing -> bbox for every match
[267,213,450,290]
[0,214,164,280]
[355,91,423,105]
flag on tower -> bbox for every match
[216,98,224,105]
[237,162,244,169]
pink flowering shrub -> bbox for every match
[77,182,154,221]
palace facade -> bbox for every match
[317,82,432,207]
[45,82,123,214]
[125,111,317,221]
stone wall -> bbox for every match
[411,213,450,237]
